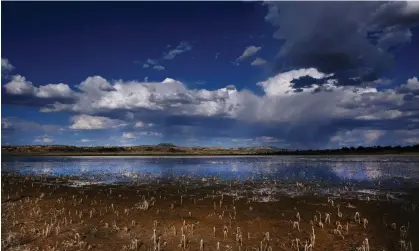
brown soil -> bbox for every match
[1,175,418,251]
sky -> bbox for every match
[1,1,419,149]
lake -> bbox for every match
[2,155,419,190]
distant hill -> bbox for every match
[1,144,418,156]
[1,144,282,156]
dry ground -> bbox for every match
[1,175,418,251]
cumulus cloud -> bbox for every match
[4,75,35,95]
[251,57,267,66]
[4,65,419,148]
[257,68,333,96]
[37,83,74,98]
[69,115,127,130]
[41,76,241,118]
[397,77,419,95]
[3,75,74,99]
[29,71,419,130]
[164,41,192,60]
[264,2,419,86]
[1,58,14,72]
[80,138,93,143]
[236,45,261,61]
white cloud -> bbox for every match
[4,75,74,98]
[257,136,282,143]
[78,76,115,93]
[122,132,136,139]
[35,136,54,143]
[231,138,253,142]
[80,138,93,142]
[1,58,14,72]
[330,129,384,146]
[134,121,145,127]
[402,77,419,91]
[4,75,35,95]
[122,131,161,139]
[6,64,419,147]
[257,68,333,96]
[236,46,261,61]
[164,41,192,60]
[153,65,165,71]
[364,130,384,143]
[139,131,163,137]
[69,115,127,130]
[42,76,239,117]
[356,110,404,121]
[142,58,165,71]
[36,83,74,98]
[405,137,419,144]
[35,70,418,128]
[251,58,267,66]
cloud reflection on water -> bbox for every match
[2,156,419,189]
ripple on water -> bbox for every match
[2,155,419,196]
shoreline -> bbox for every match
[3,152,419,157]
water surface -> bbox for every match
[2,156,419,190]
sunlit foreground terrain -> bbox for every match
[2,174,418,251]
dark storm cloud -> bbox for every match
[265,1,419,87]
[367,1,419,31]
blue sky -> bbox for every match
[2,1,419,149]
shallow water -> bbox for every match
[2,155,419,189]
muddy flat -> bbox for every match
[2,174,418,251]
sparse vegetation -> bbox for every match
[2,175,418,251]
[2,144,419,156]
